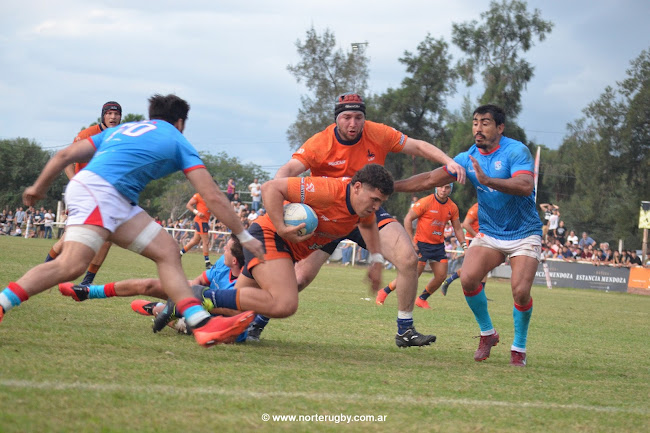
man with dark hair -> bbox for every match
[46,101,124,286]
[0,94,264,348]
[261,93,465,347]
[155,163,393,331]
[394,104,542,366]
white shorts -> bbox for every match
[65,171,144,233]
[470,233,542,261]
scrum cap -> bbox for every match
[101,101,122,120]
[334,93,365,120]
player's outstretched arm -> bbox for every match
[402,138,466,184]
[274,158,308,179]
[394,167,456,193]
[186,168,264,261]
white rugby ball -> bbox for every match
[283,203,318,236]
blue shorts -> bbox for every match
[416,241,447,263]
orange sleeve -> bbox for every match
[287,176,338,209]
[291,126,334,171]
[411,196,430,218]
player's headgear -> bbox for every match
[335,93,365,120]
[101,101,122,120]
[435,183,453,195]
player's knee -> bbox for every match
[141,279,161,296]
[394,248,418,272]
[270,298,299,318]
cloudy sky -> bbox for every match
[2,1,648,175]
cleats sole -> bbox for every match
[193,311,255,347]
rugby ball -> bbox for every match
[283,203,318,236]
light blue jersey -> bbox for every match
[84,120,204,204]
[453,136,542,240]
[203,256,237,291]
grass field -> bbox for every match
[0,236,649,432]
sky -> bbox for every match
[1,1,649,176]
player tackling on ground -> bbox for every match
[394,104,542,366]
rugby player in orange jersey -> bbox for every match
[46,101,122,287]
[439,202,489,296]
[153,164,395,334]
[261,93,465,347]
[180,193,213,269]
[376,183,466,309]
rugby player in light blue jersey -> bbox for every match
[394,104,542,367]
[0,94,264,348]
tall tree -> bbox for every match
[369,35,458,219]
[452,0,553,121]
[286,27,369,149]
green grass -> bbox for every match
[0,236,649,432]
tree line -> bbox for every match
[1,1,647,250]
[285,0,649,249]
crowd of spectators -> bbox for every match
[1,206,60,238]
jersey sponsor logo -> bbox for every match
[328,160,346,166]
[297,148,305,154]
[428,209,439,213]
[398,134,406,146]
[305,182,315,193]
[320,214,331,222]
[367,149,376,161]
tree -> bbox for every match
[369,35,459,219]
[0,138,67,211]
[551,48,650,249]
[452,0,553,121]
[286,27,369,149]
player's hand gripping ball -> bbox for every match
[283,203,318,236]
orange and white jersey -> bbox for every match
[254,176,375,261]
[465,202,480,240]
[192,193,211,223]
[292,121,407,177]
[412,195,459,245]
[73,124,104,174]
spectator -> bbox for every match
[578,232,596,249]
[12,226,23,237]
[248,177,262,212]
[43,209,55,239]
[539,203,557,240]
[6,210,14,234]
[548,208,560,238]
[443,220,455,242]
[566,230,579,246]
[555,220,567,245]
[226,178,236,201]
[15,207,25,229]
[629,250,643,266]
[341,242,353,266]
[611,250,623,267]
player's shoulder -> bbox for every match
[75,124,102,141]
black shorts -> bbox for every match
[416,241,447,263]
[320,207,397,255]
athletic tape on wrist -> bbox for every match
[235,230,254,243]
[369,253,385,264]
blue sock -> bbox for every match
[382,286,391,295]
[81,271,96,286]
[419,289,431,300]
[464,283,493,333]
[253,314,270,329]
[397,318,414,334]
[446,272,459,284]
[205,289,238,310]
[88,285,107,299]
[204,255,210,262]
[512,299,533,351]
